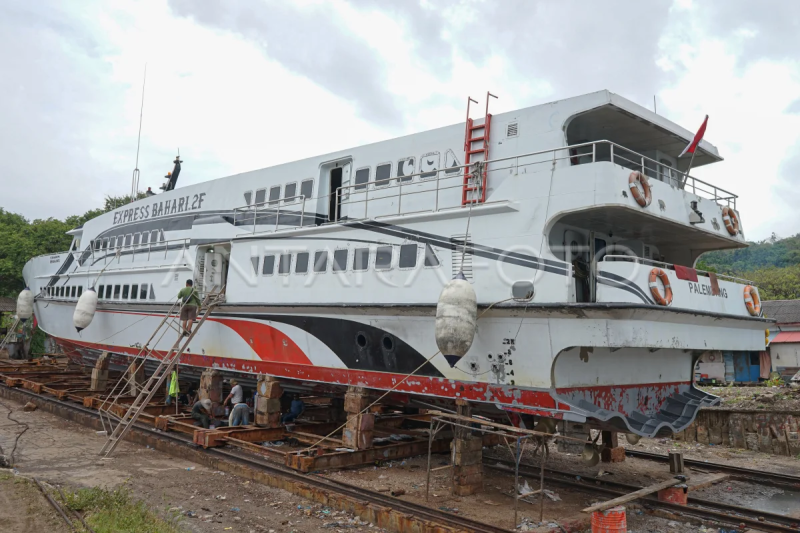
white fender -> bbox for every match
[435,273,477,367]
[73,288,98,332]
[16,288,33,322]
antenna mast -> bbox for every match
[130,65,147,203]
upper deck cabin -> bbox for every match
[40,90,755,316]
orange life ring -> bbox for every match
[649,267,672,306]
[722,206,739,235]
[744,285,761,316]
[628,171,651,207]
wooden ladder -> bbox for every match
[461,91,497,205]
[99,290,223,458]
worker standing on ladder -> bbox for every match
[177,280,201,336]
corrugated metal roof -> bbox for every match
[0,297,15,313]
[762,299,800,325]
[772,331,800,343]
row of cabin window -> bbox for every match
[253,243,440,277]
[245,178,315,207]
[46,285,84,299]
[353,155,458,191]
[96,283,155,301]
[92,230,166,251]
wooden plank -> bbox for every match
[687,473,728,492]
[582,478,681,513]
[432,412,589,444]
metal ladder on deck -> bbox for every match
[99,289,224,458]
[0,318,21,353]
[462,91,497,206]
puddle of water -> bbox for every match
[750,489,800,515]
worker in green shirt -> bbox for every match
[177,280,201,336]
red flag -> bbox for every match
[679,115,708,157]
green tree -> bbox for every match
[742,265,800,300]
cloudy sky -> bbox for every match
[1,0,798,240]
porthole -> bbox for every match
[356,332,368,348]
[382,335,394,351]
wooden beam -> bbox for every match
[582,478,681,513]
[432,412,588,444]
[687,473,728,492]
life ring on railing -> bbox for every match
[744,285,761,316]
[722,206,739,236]
[649,267,672,306]
[628,171,652,207]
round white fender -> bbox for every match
[16,288,33,322]
[73,288,98,332]
[435,273,477,368]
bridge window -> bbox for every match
[354,167,370,191]
[284,182,297,202]
[244,191,253,206]
[133,233,140,245]
[122,285,129,299]
[113,285,121,299]
[269,186,281,206]
[397,157,415,182]
[262,255,275,276]
[295,252,309,274]
[149,285,156,300]
[105,285,113,299]
[131,284,139,300]
[300,179,314,200]
[255,188,266,205]
[140,284,148,300]
[150,230,159,243]
[399,244,418,269]
[314,251,328,273]
[77,286,83,297]
[98,286,104,298]
[124,234,132,246]
[278,253,291,275]
[375,246,393,270]
[424,244,440,267]
[333,249,348,272]
[141,232,149,244]
[102,238,109,250]
[375,163,391,188]
[420,152,439,180]
[250,256,260,276]
[353,247,370,271]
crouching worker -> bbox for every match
[281,394,305,424]
[191,398,213,429]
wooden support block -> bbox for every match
[453,449,482,466]
[600,446,625,463]
[345,413,375,431]
[453,436,483,453]
[344,393,369,414]
[687,473,728,492]
[668,451,684,474]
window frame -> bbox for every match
[295,252,309,274]
[244,190,253,206]
[375,245,393,271]
[98,285,105,299]
[397,156,415,183]
[250,256,260,276]
[255,188,267,205]
[300,179,314,201]
[113,285,121,299]
[122,285,130,299]
[354,167,370,191]
[278,253,292,275]
[139,284,148,300]
[262,254,276,276]
[398,243,419,270]
[423,244,441,268]
[352,247,370,272]
[283,182,298,203]
[375,162,392,188]
[133,233,140,245]
[419,151,440,180]
[124,234,132,247]
[105,285,113,299]
[268,186,281,206]
[313,250,328,273]
[332,248,349,272]
[131,284,139,300]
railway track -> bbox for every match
[488,457,800,533]
[625,448,800,490]
[1,385,509,533]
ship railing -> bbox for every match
[81,237,192,266]
[232,194,308,234]
[600,255,754,285]
[228,139,737,235]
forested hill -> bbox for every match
[697,234,800,300]
[699,234,800,272]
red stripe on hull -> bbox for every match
[55,337,564,411]
[205,317,312,365]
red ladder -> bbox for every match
[462,91,497,205]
